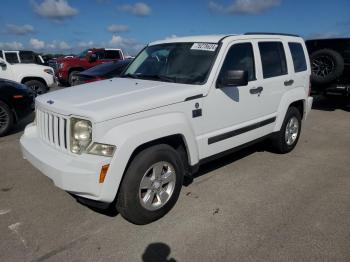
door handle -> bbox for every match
[249,86,263,95]
[284,79,294,86]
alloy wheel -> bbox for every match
[139,161,176,211]
[285,116,299,146]
[312,55,335,78]
[0,106,9,133]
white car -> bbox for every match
[21,33,313,224]
[0,57,55,94]
[0,50,45,65]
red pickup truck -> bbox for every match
[53,48,125,86]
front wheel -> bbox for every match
[271,107,302,154]
[116,144,184,225]
[0,101,14,137]
[24,80,47,95]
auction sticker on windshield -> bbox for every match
[191,43,218,52]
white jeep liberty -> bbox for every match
[21,33,313,224]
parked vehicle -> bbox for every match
[21,33,313,224]
[53,48,125,86]
[72,59,132,86]
[0,50,45,65]
[0,58,55,95]
[306,38,350,94]
[0,79,35,136]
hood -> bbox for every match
[57,57,79,63]
[12,63,52,71]
[36,78,204,122]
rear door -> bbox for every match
[105,50,123,60]
[97,50,122,64]
[0,59,14,81]
[256,40,292,115]
[287,41,309,93]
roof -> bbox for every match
[150,35,230,45]
[150,33,301,45]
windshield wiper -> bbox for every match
[136,74,177,83]
[121,73,139,79]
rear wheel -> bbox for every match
[271,107,302,154]
[24,80,47,95]
[116,144,184,225]
[0,101,14,137]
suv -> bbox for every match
[21,33,313,224]
[306,38,350,95]
[54,48,125,85]
[0,57,55,94]
[0,50,45,65]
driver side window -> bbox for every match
[219,43,256,82]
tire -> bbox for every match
[0,101,14,137]
[24,80,47,95]
[68,71,80,86]
[116,144,185,225]
[310,49,344,85]
[271,107,302,154]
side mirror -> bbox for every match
[88,54,97,63]
[217,70,248,88]
[0,60,7,69]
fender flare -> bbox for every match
[273,88,306,132]
[97,113,199,202]
[20,75,48,85]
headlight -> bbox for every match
[58,63,64,69]
[70,118,92,154]
[87,143,116,157]
[44,69,54,75]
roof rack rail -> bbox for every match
[244,32,300,37]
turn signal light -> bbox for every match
[99,164,110,183]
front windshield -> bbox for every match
[78,49,89,58]
[122,42,219,85]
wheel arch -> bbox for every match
[21,76,47,86]
[68,67,85,75]
[0,98,18,123]
[97,113,199,203]
[274,88,306,132]
[125,134,191,176]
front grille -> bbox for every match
[36,108,70,152]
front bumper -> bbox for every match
[20,124,111,201]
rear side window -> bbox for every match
[0,51,3,59]
[288,42,307,72]
[5,53,19,64]
[19,52,35,63]
[258,42,287,78]
[105,50,122,60]
[95,50,105,60]
[219,43,256,81]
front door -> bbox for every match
[0,59,14,81]
[198,40,277,158]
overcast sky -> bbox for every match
[0,0,349,55]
